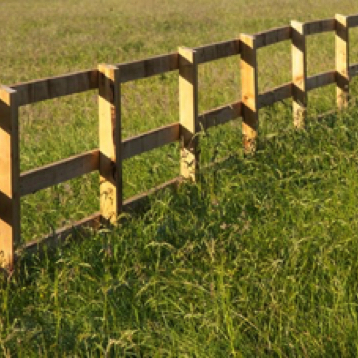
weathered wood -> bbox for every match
[198,101,242,130]
[0,86,20,270]
[12,70,98,106]
[258,83,292,108]
[306,71,336,91]
[336,14,350,109]
[255,26,291,49]
[303,18,335,35]
[21,212,101,255]
[179,47,199,181]
[291,21,307,129]
[349,63,358,78]
[194,39,240,64]
[122,123,179,160]
[240,34,259,153]
[118,53,179,83]
[98,64,122,224]
[122,176,181,212]
[347,14,358,28]
[21,176,182,255]
[19,150,99,196]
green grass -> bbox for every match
[4,107,358,356]
[2,0,358,356]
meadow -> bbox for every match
[1,0,358,356]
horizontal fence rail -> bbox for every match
[1,13,358,269]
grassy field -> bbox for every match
[2,0,358,356]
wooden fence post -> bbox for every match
[291,21,307,129]
[179,47,199,181]
[335,14,350,109]
[0,86,20,270]
[98,64,122,224]
[240,34,258,153]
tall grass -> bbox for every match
[3,106,358,356]
[2,0,358,355]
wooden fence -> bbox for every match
[1,14,358,269]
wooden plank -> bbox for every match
[19,149,99,196]
[20,212,101,255]
[122,123,179,160]
[179,47,199,181]
[291,21,307,129]
[118,53,179,83]
[98,64,122,225]
[0,86,20,270]
[347,14,358,28]
[198,101,242,130]
[306,71,336,91]
[240,34,259,153]
[12,70,98,107]
[194,39,240,64]
[303,18,335,36]
[258,83,292,108]
[349,63,358,78]
[255,26,291,49]
[336,14,350,109]
[21,176,182,256]
[122,176,181,212]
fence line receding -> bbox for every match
[1,13,358,270]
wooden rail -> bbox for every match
[306,71,336,91]
[303,19,336,36]
[258,83,292,108]
[255,26,291,48]
[13,70,98,107]
[122,123,180,160]
[194,39,240,64]
[2,12,358,269]
[20,150,100,196]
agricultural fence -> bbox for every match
[1,14,358,270]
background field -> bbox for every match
[2,0,358,356]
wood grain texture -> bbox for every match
[255,26,291,49]
[347,14,358,28]
[194,39,240,64]
[303,18,335,36]
[306,71,336,91]
[122,123,179,160]
[258,83,292,108]
[20,150,99,196]
[336,14,350,109]
[179,47,199,181]
[98,64,122,224]
[0,86,20,270]
[12,70,98,106]
[199,101,242,130]
[291,21,307,129]
[240,34,259,153]
[349,63,358,78]
[118,53,179,83]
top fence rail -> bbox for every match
[9,13,358,107]
[2,13,358,270]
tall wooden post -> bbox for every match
[291,21,307,129]
[98,64,122,224]
[179,47,199,181]
[0,86,20,270]
[335,14,350,109]
[240,34,258,153]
